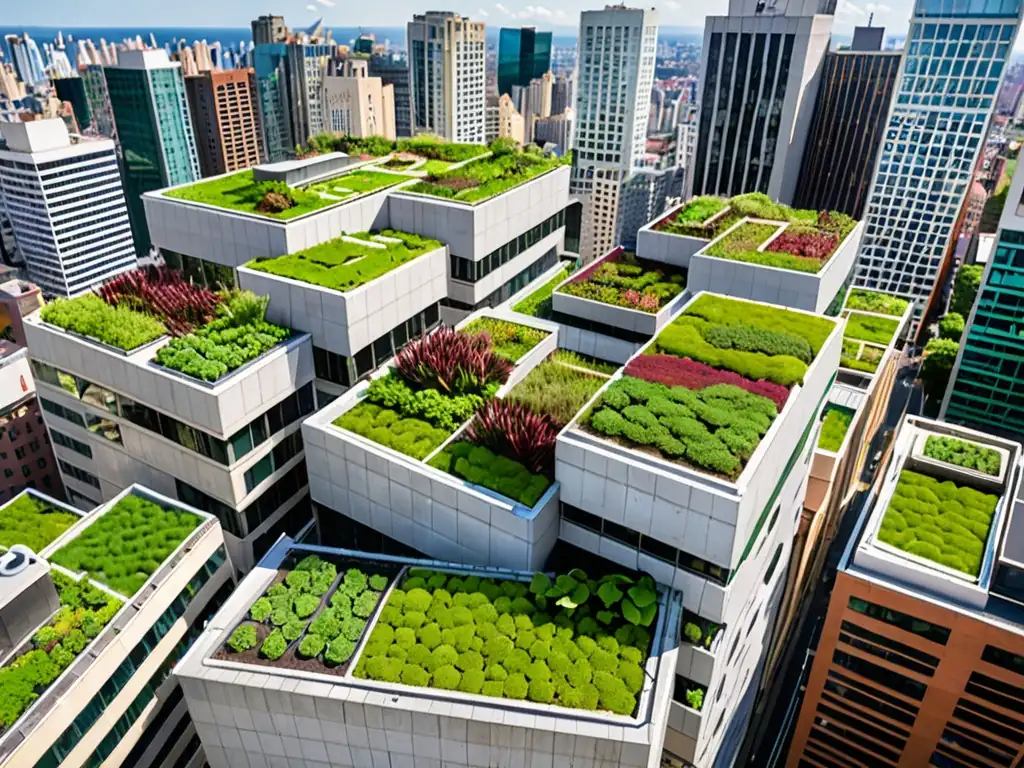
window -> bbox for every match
[981,645,1024,677]
[58,459,100,489]
[847,596,951,644]
[50,430,93,459]
[832,649,927,701]
[763,544,783,584]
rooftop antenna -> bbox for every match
[868,12,874,26]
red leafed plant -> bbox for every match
[625,354,790,411]
[766,230,838,261]
[395,326,513,394]
[467,399,559,474]
[97,266,222,337]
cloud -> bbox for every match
[479,7,490,15]
[664,0,681,8]
[865,2,891,11]
[306,4,316,10]
[315,0,335,6]
[495,2,512,14]
[554,8,569,19]
[836,0,866,15]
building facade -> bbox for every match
[81,64,117,140]
[0,119,137,296]
[407,12,487,143]
[103,49,200,255]
[368,53,413,138]
[497,26,553,97]
[533,107,575,154]
[4,33,46,87]
[497,92,525,144]
[322,58,396,140]
[185,69,264,178]
[853,0,1024,322]
[52,75,92,134]
[571,5,659,260]
[693,0,835,202]
[793,32,901,219]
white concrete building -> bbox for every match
[323,59,396,140]
[407,12,487,144]
[0,119,136,296]
[571,5,658,261]
[0,485,233,768]
[692,0,835,202]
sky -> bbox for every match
[4,0,917,36]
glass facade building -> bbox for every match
[253,43,293,162]
[853,0,1023,323]
[497,27,552,97]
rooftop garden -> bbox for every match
[305,133,489,165]
[923,435,1002,477]
[846,289,910,317]
[0,572,122,732]
[513,267,569,319]
[404,139,569,204]
[0,494,79,552]
[582,295,835,478]
[245,231,441,292]
[877,469,998,576]
[49,494,202,596]
[558,250,685,313]
[845,312,900,346]
[163,167,413,219]
[840,339,884,374]
[506,353,611,426]
[354,567,659,716]
[334,326,513,460]
[41,294,166,351]
[818,405,855,452]
[462,317,549,362]
[218,553,397,674]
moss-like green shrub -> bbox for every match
[299,634,326,658]
[261,630,287,660]
[325,637,356,666]
[41,294,166,350]
[249,597,272,622]
[227,624,257,652]
[818,406,855,452]
[0,494,80,552]
[924,435,1001,476]
[402,663,431,686]
[294,593,319,618]
[845,312,899,345]
[282,620,305,642]
[846,289,909,317]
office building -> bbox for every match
[942,158,1024,439]
[693,0,835,201]
[571,5,659,260]
[81,64,117,140]
[323,58,396,140]
[519,70,554,141]
[4,33,47,88]
[497,26,553,97]
[485,94,500,142]
[251,14,287,45]
[185,69,265,177]
[0,63,25,101]
[369,54,413,138]
[787,415,1024,768]
[551,72,574,114]
[853,0,1024,323]
[533,106,575,154]
[408,12,487,143]
[52,75,92,134]
[103,49,200,255]
[497,92,525,144]
[0,120,136,296]
[0,484,232,768]
[793,26,901,219]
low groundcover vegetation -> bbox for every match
[41,294,166,351]
[354,567,659,716]
[462,317,548,362]
[818,406,854,452]
[558,251,685,313]
[0,494,79,552]
[924,435,1002,477]
[878,469,998,576]
[846,289,909,317]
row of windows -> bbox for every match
[39,398,123,445]
[823,669,919,727]
[449,209,566,283]
[59,458,100,489]
[120,685,185,766]
[444,249,560,314]
[953,696,1024,746]
[314,302,441,388]
[50,429,93,459]
[243,431,304,494]
[838,620,939,678]
[36,547,227,766]
[966,671,1024,716]
[832,648,928,701]
[847,595,951,644]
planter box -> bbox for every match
[676,643,717,688]
[687,219,865,314]
[386,165,570,260]
[556,325,643,366]
[237,245,448,358]
[909,431,1009,493]
[24,314,314,439]
[556,292,844,573]
[635,201,731,268]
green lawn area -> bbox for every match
[512,267,569,319]
[308,170,412,197]
[246,231,441,292]
[845,311,900,345]
[421,159,455,175]
[406,149,569,205]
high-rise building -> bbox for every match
[793,26,901,219]
[251,14,287,45]
[408,12,487,143]
[693,0,835,201]
[369,53,413,138]
[520,70,553,142]
[0,120,136,296]
[52,74,93,133]
[497,26,553,97]
[485,93,500,142]
[571,5,658,260]
[103,49,200,254]
[853,0,1024,323]
[353,33,375,55]
[941,159,1024,439]
[81,64,117,139]
[4,33,47,87]
[551,73,574,114]
[0,63,25,101]
[533,106,575,154]
[322,58,396,140]
[497,92,525,144]
[185,68,265,177]
[786,415,1024,768]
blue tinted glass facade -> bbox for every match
[497,27,552,97]
[253,43,293,162]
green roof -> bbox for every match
[246,231,442,292]
[0,493,79,552]
[404,148,569,204]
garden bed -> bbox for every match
[49,494,202,596]
[513,267,569,319]
[216,554,401,676]
[0,494,80,552]
[877,469,998,577]
[840,339,884,374]
[245,231,441,292]
[654,197,736,239]
[704,215,853,274]
[306,170,412,199]
[353,566,659,716]
[845,289,910,317]
[462,317,550,362]
[818,405,855,452]
[845,311,900,346]
[557,251,685,313]
[163,170,337,219]
[40,294,166,352]
[506,354,610,426]
[922,435,1002,477]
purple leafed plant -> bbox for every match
[625,354,791,410]
[395,326,513,394]
[765,230,838,261]
[466,400,560,474]
[97,266,222,337]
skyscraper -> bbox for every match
[550,73,574,114]
[496,26,552,97]
[571,5,658,260]
[322,58,396,140]
[103,49,200,255]
[941,159,1024,439]
[693,0,835,201]
[251,14,287,45]
[408,11,487,143]
[0,120,136,296]
[853,0,1024,323]
[4,34,47,87]
[81,64,116,140]
[369,54,413,138]
[52,75,93,133]
[185,69,265,177]
[793,26,901,219]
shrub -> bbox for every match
[353,591,379,618]
[294,594,319,618]
[504,673,529,699]
[846,289,909,317]
[706,222,825,273]
[513,268,568,319]
[406,146,566,204]
[462,317,548,362]
[505,358,608,426]
[818,406,854,452]
[465,400,560,474]
[325,637,356,665]
[335,401,451,460]
[950,264,983,317]
[98,266,222,337]
[939,312,965,341]
[460,668,486,694]
[683,293,836,355]
[402,663,431,686]
[261,630,287,660]
[228,624,257,652]
[395,325,513,394]
[369,574,389,591]
[683,622,702,645]
[845,312,899,345]
[282,620,305,642]
[41,294,166,351]
[924,435,1001,476]
[362,371,496,431]
[686,688,705,711]
[432,441,552,507]
[433,665,461,690]
[625,354,790,411]
[675,196,727,224]
[701,322,812,363]
[559,252,685,312]
[250,597,272,622]
[299,634,326,658]
[0,494,80,552]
